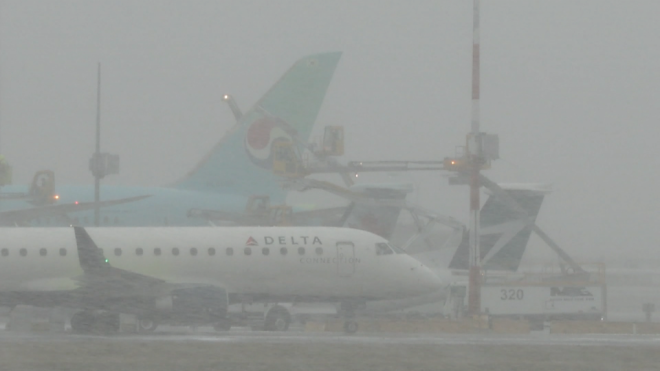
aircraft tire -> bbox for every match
[137,316,159,333]
[343,320,358,334]
[264,305,290,331]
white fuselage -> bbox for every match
[0,227,441,302]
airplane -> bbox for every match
[0,51,342,227]
[366,184,552,314]
[0,225,441,334]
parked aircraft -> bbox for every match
[0,52,342,227]
[366,185,550,314]
[0,226,440,333]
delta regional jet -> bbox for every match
[0,226,441,333]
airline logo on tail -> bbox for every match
[244,116,294,169]
[447,187,547,272]
[172,52,341,201]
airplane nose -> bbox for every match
[420,265,443,291]
[409,260,443,294]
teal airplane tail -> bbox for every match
[173,52,342,202]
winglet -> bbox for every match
[73,226,109,273]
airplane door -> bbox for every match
[336,242,355,277]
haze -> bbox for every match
[0,0,657,263]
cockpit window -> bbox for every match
[375,243,394,256]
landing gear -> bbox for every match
[264,305,291,331]
[343,320,359,334]
[340,301,361,334]
[70,311,120,334]
[213,320,232,332]
[70,311,94,334]
[137,315,159,333]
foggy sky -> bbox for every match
[1,0,659,262]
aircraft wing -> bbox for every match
[0,195,151,226]
[71,227,225,312]
[72,226,170,298]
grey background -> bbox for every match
[0,0,657,262]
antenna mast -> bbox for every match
[88,63,120,226]
[94,63,101,226]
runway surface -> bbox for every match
[1,328,659,371]
[4,328,660,347]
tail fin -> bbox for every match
[448,185,548,272]
[173,52,342,202]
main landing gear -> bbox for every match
[264,305,291,331]
[70,311,120,334]
[137,315,159,333]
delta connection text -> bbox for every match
[246,236,362,265]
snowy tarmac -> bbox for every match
[3,328,660,347]
[1,328,659,370]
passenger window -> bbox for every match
[376,243,394,256]
[244,247,252,256]
[298,247,305,255]
[39,248,47,256]
[315,247,323,255]
[172,247,180,256]
[1,248,8,257]
[225,247,233,256]
[280,247,288,255]
[136,248,143,256]
[114,248,122,256]
[59,248,67,257]
[190,247,198,256]
[154,247,162,256]
[262,247,269,256]
[208,247,216,256]
[19,248,27,257]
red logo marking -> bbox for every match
[245,236,258,246]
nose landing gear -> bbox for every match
[340,301,361,334]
